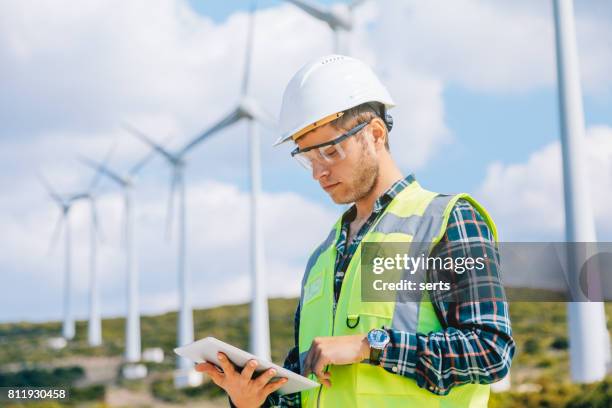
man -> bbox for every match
[197,55,515,407]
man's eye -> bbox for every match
[324,147,338,156]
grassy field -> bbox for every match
[1,298,611,407]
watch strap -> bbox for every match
[369,346,383,365]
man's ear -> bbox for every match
[371,118,388,151]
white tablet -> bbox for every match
[174,337,319,395]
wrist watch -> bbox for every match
[367,328,390,365]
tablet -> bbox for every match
[174,337,319,395]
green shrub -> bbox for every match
[0,366,84,387]
[550,336,569,350]
[70,384,106,403]
[566,377,612,408]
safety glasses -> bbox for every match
[290,120,371,170]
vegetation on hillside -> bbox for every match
[1,298,611,407]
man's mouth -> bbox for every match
[322,182,340,191]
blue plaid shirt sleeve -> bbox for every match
[379,199,515,396]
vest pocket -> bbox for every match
[355,364,440,405]
[342,300,395,333]
[302,273,324,306]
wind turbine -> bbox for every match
[67,146,115,348]
[552,0,609,383]
[40,176,91,341]
[178,0,275,361]
[125,1,275,378]
[284,0,367,54]
[123,125,199,384]
[78,146,157,378]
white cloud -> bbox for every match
[0,0,610,324]
[0,178,335,322]
[476,126,612,241]
[370,0,612,94]
[0,0,453,173]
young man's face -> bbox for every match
[295,121,379,204]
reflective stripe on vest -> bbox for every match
[298,181,498,408]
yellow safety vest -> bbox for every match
[298,180,498,407]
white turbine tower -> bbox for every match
[124,126,199,387]
[126,1,274,386]
[68,149,114,348]
[78,148,156,379]
[284,0,366,54]
[40,176,82,341]
[178,0,275,361]
[552,0,610,382]
[83,191,103,347]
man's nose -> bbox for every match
[311,160,329,181]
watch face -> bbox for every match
[368,329,390,348]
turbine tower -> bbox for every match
[79,147,156,378]
[127,1,274,385]
[552,0,610,382]
[123,125,247,387]
[83,192,103,347]
[40,176,88,341]
[177,0,275,360]
[69,144,119,347]
[284,0,366,54]
[68,147,114,347]
[124,126,198,382]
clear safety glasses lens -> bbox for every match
[292,142,347,170]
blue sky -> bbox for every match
[1,0,611,323]
[187,0,349,22]
[188,0,612,197]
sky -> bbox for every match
[1,0,611,323]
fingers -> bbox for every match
[240,359,258,381]
[313,355,329,383]
[319,372,331,381]
[307,347,324,378]
[217,352,236,376]
[303,347,317,377]
[262,377,289,395]
[254,367,278,388]
[195,362,224,385]
[319,372,332,388]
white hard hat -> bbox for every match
[274,55,395,146]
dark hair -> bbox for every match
[330,102,391,151]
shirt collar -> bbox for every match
[342,173,416,223]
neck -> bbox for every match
[354,159,403,220]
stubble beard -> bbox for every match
[334,142,379,205]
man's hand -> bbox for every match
[303,334,369,387]
[195,352,288,408]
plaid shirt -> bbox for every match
[262,175,515,407]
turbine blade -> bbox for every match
[241,0,258,96]
[91,199,104,244]
[349,0,367,10]
[123,123,177,163]
[285,0,333,23]
[165,169,179,241]
[69,192,89,203]
[120,196,127,250]
[78,156,126,186]
[179,108,242,156]
[90,140,118,191]
[48,210,65,256]
[129,134,175,176]
[241,97,277,129]
[37,172,63,204]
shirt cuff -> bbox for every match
[378,327,418,377]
